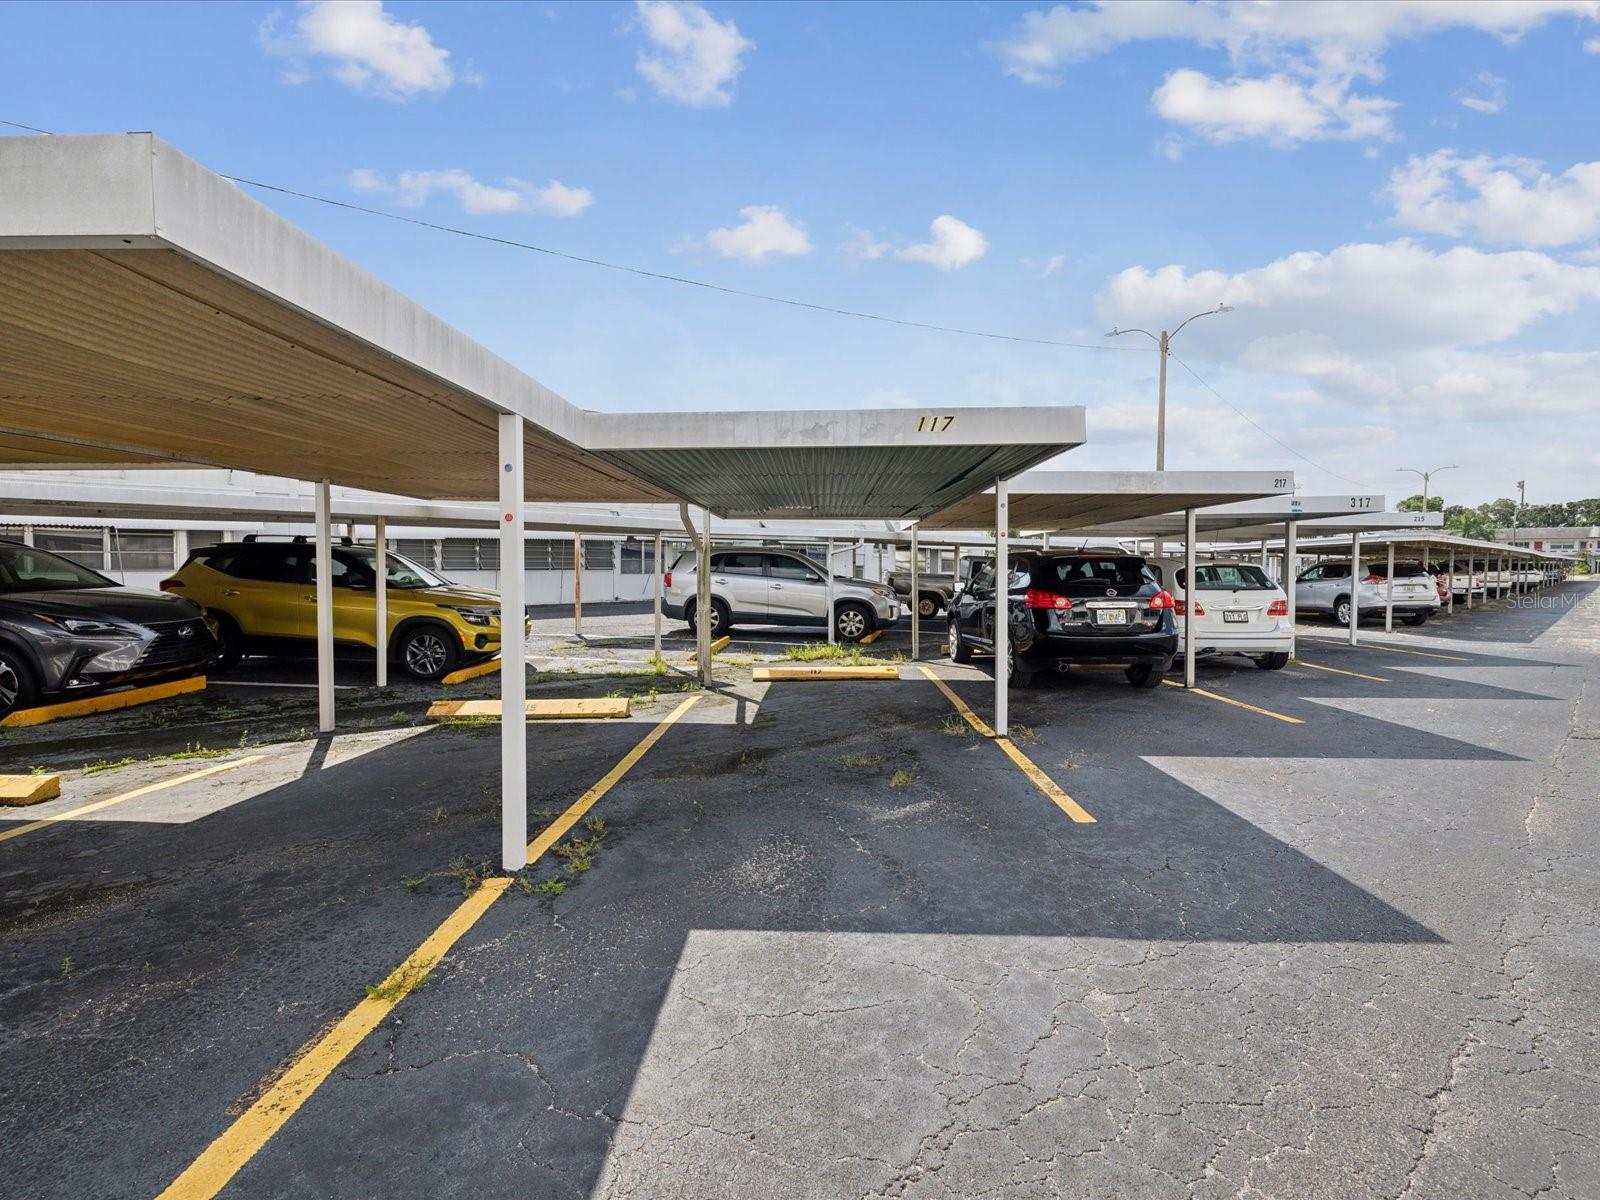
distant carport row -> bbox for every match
[915,471,1300,692]
[0,131,1086,869]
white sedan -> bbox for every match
[1148,558,1293,670]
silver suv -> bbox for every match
[664,547,900,642]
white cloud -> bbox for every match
[349,168,594,217]
[1097,239,1600,355]
[702,206,812,262]
[1385,150,1600,247]
[1152,67,1394,145]
[841,227,890,264]
[1587,35,1600,52]
[992,1,1598,145]
[634,0,752,108]
[896,216,989,270]
[1456,70,1506,113]
[261,1,455,100]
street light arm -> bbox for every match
[1105,326,1159,345]
[1170,304,1234,341]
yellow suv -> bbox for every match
[162,537,520,680]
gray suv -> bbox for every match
[663,547,900,642]
[0,539,219,718]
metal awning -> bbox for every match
[1214,510,1443,544]
[1064,494,1384,539]
[584,409,1084,520]
[0,134,1084,514]
[920,470,1295,531]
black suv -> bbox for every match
[0,539,219,719]
[947,550,1178,688]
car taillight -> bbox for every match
[1149,590,1175,610]
[1023,587,1072,610]
[1173,597,1205,617]
[663,571,672,588]
[1363,574,1383,583]
[1267,599,1289,617]
[159,578,183,591]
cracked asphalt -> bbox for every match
[1,582,1596,1198]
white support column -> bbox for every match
[910,523,920,661]
[1183,507,1197,688]
[697,508,713,686]
[652,531,663,660]
[1384,541,1395,633]
[994,478,1010,737]
[374,516,388,687]
[1348,531,1362,646]
[1447,547,1455,615]
[314,479,334,734]
[1285,520,1298,661]
[1467,557,1475,609]
[573,532,583,638]
[498,414,528,873]
[826,539,836,646]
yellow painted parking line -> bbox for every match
[155,695,700,1200]
[1290,659,1390,683]
[1160,679,1304,724]
[526,694,700,862]
[0,756,266,846]
[917,666,1093,823]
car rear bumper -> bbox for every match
[1183,633,1294,654]
[1018,630,1177,667]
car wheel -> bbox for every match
[1254,652,1290,671]
[211,613,244,672]
[835,602,873,643]
[398,623,460,681]
[685,598,731,637]
[948,619,973,664]
[0,646,38,719]
[917,593,941,619]
[1333,595,1353,626]
[1404,612,1429,626]
[1125,662,1163,689]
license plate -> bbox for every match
[1223,610,1249,623]
[1094,609,1127,626]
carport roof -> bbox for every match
[1288,528,1575,563]
[1064,494,1386,540]
[920,470,1295,532]
[0,133,1083,517]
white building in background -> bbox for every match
[0,468,963,605]
[1497,527,1599,562]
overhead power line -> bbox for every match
[1168,354,1372,489]
[221,175,1152,354]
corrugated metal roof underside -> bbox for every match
[0,249,673,503]
[595,443,1067,519]
[923,488,1294,531]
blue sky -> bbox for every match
[3,1,1599,506]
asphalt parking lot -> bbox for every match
[2,583,1597,1199]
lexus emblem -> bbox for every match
[178,626,194,638]
[1105,588,1116,596]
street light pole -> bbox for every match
[1397,464,1457,512]
[1108,304,1233,474]
[1512,479,1526,545]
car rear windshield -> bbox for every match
[1035,556,1151,589]
[1176,564,1274,590]
[0,543,116,593]
[1365,561,1430,579]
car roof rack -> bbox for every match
[237,533,357,547]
